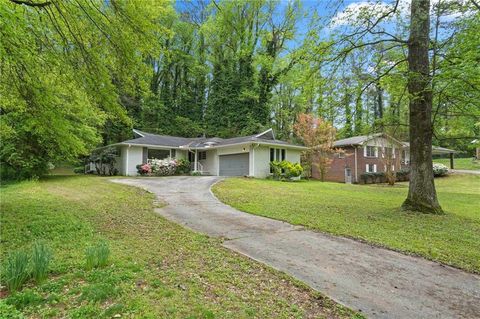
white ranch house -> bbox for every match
[96,129,307,177]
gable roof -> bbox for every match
[111,129,307,150]
[334,133,403,147]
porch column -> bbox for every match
[450,152,454,169]
[194,150,198,171]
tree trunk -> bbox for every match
[402,0,443,214]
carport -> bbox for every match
[432,146,458,169]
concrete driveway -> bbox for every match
[112,176,480,319]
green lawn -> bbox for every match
[212,175,480,274]
[0,176,359,319]
[433,157,480,170]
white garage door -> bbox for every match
[219,153,249,176]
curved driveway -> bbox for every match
[112,176,480,319]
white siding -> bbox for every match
[253,146,270,178]
[199,149,217,175]
[122,146,143,176]
[252,146,302,178]
[286,149,302,164]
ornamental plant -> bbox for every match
[270,160,303,181]
[150,158,178,176]
[432,163,449,177]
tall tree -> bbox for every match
[401,0,442,213]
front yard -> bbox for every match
[0,176,358,318]
[433,157,480,171]
[213,175,480,273]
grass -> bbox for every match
[433,157,480,170]
[0,175,359,318]
[212,175,480,274]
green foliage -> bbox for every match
[270,161,283,180]
[0,300,25,319]
[3,251,30,292]
[31,242,52,284]
[270,161,303,181]
[175,159,191,175]
[5,289,44,309]
[73,167,85,174]
[0,1,174,179]
[89,147,119,176]
[80,283,119,303]
[85,241,110,270]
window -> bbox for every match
[366,164,376,173]
[171,149,176,158]
[365,146,377,157]
[270,148,286,161]
[337,152,345,159]
[198,151,207,160]
[148,149,169,160]
[270,148,286,173]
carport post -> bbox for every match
[450,152,454,169]
[194,150,198,171]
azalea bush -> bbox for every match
[433,163,449,177]
[136,163,152,175]
[137,158,191,176]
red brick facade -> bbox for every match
[312,145,402,183]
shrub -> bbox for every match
[360,172,386,184]
[396,168,410,182]
[270,161,303,181]
[175,158,191,175]
[73,167,84,174]
[31,242,52,284]
[281,161,303,179]
[150,158,177,176]
[433,163,449,177]
[89,147,118,176]
[136,163,151,175]
[270,161,282,180]
[4,251,30,292]
[85,241,110,270]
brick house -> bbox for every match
[312,133,403,183]
[312,133,458,183]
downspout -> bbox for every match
[354,146,358,183]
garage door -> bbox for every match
[219,153,249,176]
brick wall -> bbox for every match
[313,145,403,183]
[312,146,356,182]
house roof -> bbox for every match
[112,129,307,150]
[333,133,403,147]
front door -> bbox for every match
[345,168,352,184]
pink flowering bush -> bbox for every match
[136,163,152,175]
[137,158,191,176]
